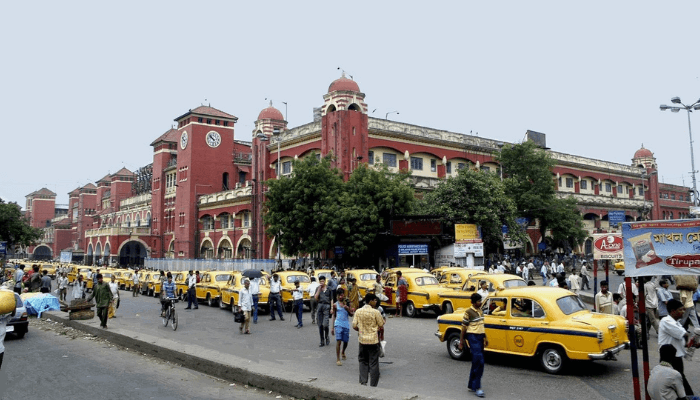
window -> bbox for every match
[198,117,203,123]
[368,151,374,165]
[511,298,544,318]
[222,172,229,191]
[202,216,213,230]
[383,153,397,167]
[580,180,588,190]
[671,194,676,200]
[483,297,508,316]
[243,212,250,227]
[282,161,292,175]
[224,121,229,127]
[410,156,423,170]
[431,159,436,172]
[206,119,212,124]
[457,163,466,170]
[558,177,562,187]
[556,295,586,315]
[566,178,574,188]
[605,183,612,193]
[617,185,623,194]
[480,166,490,172]
[639,187,644,196]
[221,214,229,229]
[446,162,452,174]
[238,171,246,184]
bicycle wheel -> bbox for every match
[162,308,169,327]
[171,308,178,331]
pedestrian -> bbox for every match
[249,276,260,324]
[595,281,613,314]
[92,268,101,293]
[108,275,119,319]
[160,273,176,317]
[57,272,69,302]
[659,299,695,395]
[372,274,384,298]
[540,263,548,285]
[347,277,360,310]
[580,261,591,290]
[328,271,338,302]
[27,265,41,292]
[458,293,487,398]
[13,265,25,294]
[679,281,700,331]
[522,262,529,281]
[331,287,354,365]
[352,293,385,387]
[618,278,639,300]
[38,270,50,294]
[644,277,660,336]
[647,344,688,400]
[657,279,673,318]
[70,275,86,300]
[477,281,489,301]
[307,276,319,324]
[132,270,140,297]
[185,270,198,310]
[237,278,252,334]
[87,273,113,329]
[569,271,581,295]
[292,280,304,328]
[613,293,623,316]
[314,275,332,346]
[268,274,284,321]
[394,271,408,318]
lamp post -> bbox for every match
[385,111,399,120]
[660,97,700,205]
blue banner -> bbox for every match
[398,244,429,255]
[608,210,626,225]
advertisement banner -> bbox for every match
[455,224,480,241]
[60,251,72,263]
[592,234,624,260]
[454,242,484,257]
[621,219,700,277]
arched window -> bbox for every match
[327,104,336,113]
[126,216,131,228]
[223,172,230,190]
[348,103,360,111]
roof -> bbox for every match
[257,102,284,121]
[634,145,653,159]
[328,73,360,93]
[97,174,112,183]
[26,188,56,197]
[81,183,97,190]
[150,128,180,146]
[111,167,134,177]
[173,105,238,122]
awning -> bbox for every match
[238,165,250,173]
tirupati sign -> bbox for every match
[621,219,700,277]
[592,234,624,260]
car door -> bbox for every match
[196,274,209,299]
[482,297,508,352]
[506,297,545,355]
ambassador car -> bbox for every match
[195,271,233,307]
[220,273,270,312]
[437,273,526,314]
[382,270,446,318]
[435,286,629,374]
[435,268,487,290]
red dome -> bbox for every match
[257,105,284,121]
[328,75,360,93]
[634,146,653,159]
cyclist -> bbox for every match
[160,273,177,317]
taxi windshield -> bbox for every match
[414,276,439,286]
[504,279,527,288]
[359,273,376,281]
[286,275,310,283]
[215,274,231,282]
[557,295,587,315]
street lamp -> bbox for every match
[385,111,399,120]
[660,96,700,205]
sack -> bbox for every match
[233,311,245,323]
[379,340,386,358]
[675,275,699,291]
[377,293,389,302]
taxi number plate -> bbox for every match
[6,325,14,332]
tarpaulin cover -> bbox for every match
[20,293,60,317]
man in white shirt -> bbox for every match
[185,270,198,310]
[522,263,529,281]
[57,272,69,302]
[496,262,505,274]
[237,279,253,334]
[14,265,24,294]
[658,299,694,396]
[268,274,284,321]
[132,271,140,297]
[557,262,565,275]
[580,262,591,290]
[476,281,489,301]
[249,277,260,324]
[618,279,639,300]
[515,264,522,278]
[307,277,320,324]
[643,277,660,335]
[540,264,548,285]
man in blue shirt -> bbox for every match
[161,273,177,317]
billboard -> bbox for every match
[592,234,623,260]
[455,224,480,241]
[621,219,700,277]
[454,242,484,257]
[60,251,72,263]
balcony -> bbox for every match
[120,193,152,209]
[85,226,152,238]
[234,152,252,165]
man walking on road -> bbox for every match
[57,272,69,302]
[185,270,198,310]
[659,299,695,396]
[458,293,487,398]
[580,261,591,290]
[249,276,260,324]
[644,277,660,335]
[307,277,319,324]
[315,276,332,346]
[352,293,384,386]
[132,271,139,297]
[268,274,284,321]
[13,265,24,294]
[238,279,253,334]
[87,273,113,329]
[40,270,52,293]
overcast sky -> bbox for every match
[2,1,699,209]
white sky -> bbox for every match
[2,1,700,209]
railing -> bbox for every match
[144,258,282,272]
[234,152,252,164]
[85,226,152,237]
[119,193,152,208]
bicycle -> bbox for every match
[162,297,178,331]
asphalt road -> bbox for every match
[28,281,699,400]
[0,318,286,400]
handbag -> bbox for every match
[234,310,245,323]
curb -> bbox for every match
[42,311,450,400]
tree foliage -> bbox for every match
[498,140,588,250]
[415,168,526,252]
[0,198,43,248]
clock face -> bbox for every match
[206,131,221,148]
[180,132,188,149]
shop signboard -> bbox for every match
[592,233,623,260]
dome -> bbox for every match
[634,145,653,159]
[328,73,360,93]
[257,103,284,121]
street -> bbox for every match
[16,281,699,400]
[0,318,286,400]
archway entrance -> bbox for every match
[237,238,252,259]
[33,245,52,261]
[119,241,148,267]
[218,239,232,259]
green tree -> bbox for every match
[337,164,415,260]
[263,154,344,256]
[498,141,587,250]
[0,198,43,248]
[416,168,525,252]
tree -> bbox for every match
[415,168,525,253]
[0,198,43,248]
[263,154,344,256]
[337,164,415,260]
[498,140,587,250]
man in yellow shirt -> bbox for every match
[458,293,487,398]
[352,293,385,387]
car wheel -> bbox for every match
[207,294,215,307]
[443,302,454,315]
[539,346,566,374]
[219,298,227,309]
[446,332,469,360]
[616,271,624,276]
[14,331,26,339]
[405,301,418,318]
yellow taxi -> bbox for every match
[220,273,271,311]
[381,271,446,318]
[436,268,487,290]
[172,271,190,298]
[614,261,625,276]
[344,269,379,297]
[312,269,335,283]
[40,263,58,279]
[435,286,630,374]
[436,273,526,314]
[68,266,96,284]
[431,266,459,279]
[195,271,234,307]
[114,270,135,291]
[274,271,311,308]
[136,271,156,295]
